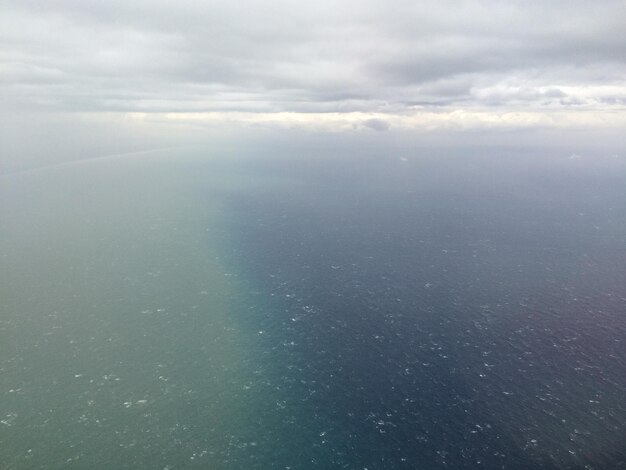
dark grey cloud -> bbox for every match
[1,0,624,114]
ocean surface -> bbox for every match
[1,147,625,469]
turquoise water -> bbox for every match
[1,148,625,468]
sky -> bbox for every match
[1,0,625,170]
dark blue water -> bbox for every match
[220,152,626,468]
[1,148,625,469]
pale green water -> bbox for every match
[1,150,289,468]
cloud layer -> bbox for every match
[2,0,625,117]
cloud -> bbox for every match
[1,0,624,116]
[362,118,391,132]
[0,0,624,173]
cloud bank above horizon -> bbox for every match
[2,0,625,121]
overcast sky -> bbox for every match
[1,0,625,169]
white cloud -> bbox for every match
[1,0,624,170]
[2,0,624,114]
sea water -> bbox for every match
[1,147,625,469]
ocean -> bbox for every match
[1,147,625,469]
